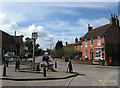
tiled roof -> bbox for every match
[82,24,111,40]
[64,43,75,47]
[74,40,82,46]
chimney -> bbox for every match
[79,37,82,41]
[116,16,119,26]
[88,24,93,31]
[75,38,78,43]
[15,31,16,36]
[110,14,119,26]
[113,14,115,18]
[66,41,68,46]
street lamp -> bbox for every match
[32,32,38,62]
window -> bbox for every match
[91,38,93,46]
[85,39,87,47]
[80,45,82,50]
[97,36,101,45]
[85,50,87,57]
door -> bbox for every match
[90,49,94,60]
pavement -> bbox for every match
[1,57,119,87]
[1,58,79,81]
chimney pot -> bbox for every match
[88,24,90,27]
[113,14,115,18]
[15,31,16,36]
[111,14,112,18]
[66,41,68,46]
[79,37,82,41]
[88,24,92,31]
[75,38,78,43]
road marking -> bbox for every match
[66,77,74,88]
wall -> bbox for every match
[105,25,120,65]
[82,37,105,60]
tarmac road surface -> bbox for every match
[1,56,119,87]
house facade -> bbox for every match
[74,14,120,65]
[0,30,24,60]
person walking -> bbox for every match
[15,60,20,72]
[6,59,9,67]
[66,58,73,73]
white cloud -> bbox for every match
[77,18,109,27]
[0,12,54,50]
[0,13,19,34]
[26,25,54,49]
[53,17,110,46]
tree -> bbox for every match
[24,37,33,53]
[55,40,63,50]
[24,37,43,56]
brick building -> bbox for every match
[74,37,82,59]
[0,30,24,60]
[74,14,120,65]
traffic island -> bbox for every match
[1,65,80,81]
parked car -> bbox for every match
[4,52,15,58]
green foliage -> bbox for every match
[52,48,65,58]
[8,55,19,58]
[24,37,33,53]
[23,49,29,53]
[62,56,64,59]
[46,48,51,55]
[24,37,44,56]
[64,55,69,62]
[51,46,76,60]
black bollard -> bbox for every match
[55,61,57,68]
[3,64,6,76]
[43,67,46,77]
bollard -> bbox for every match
[3,64,6,76]
[43,67,46,77]
[55,61,57,68]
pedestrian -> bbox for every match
[66,57,73,73]
[15,60,20,72]
[6,59,9,67]
[102,59,105,66]
[36,62,40,73]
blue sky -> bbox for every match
[0,2,119,50]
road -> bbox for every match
[1,56,119,87]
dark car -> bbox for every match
[42,54,49,62]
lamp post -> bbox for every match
[32,32,38,62]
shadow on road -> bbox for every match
[70,72,86,76]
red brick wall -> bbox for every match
[82,37,105,60]
[74,45,82,52]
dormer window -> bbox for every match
[97,36,101,45]
[85,39,87,47]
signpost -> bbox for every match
[32,32,38,62]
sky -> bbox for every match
[0,1,119,50]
